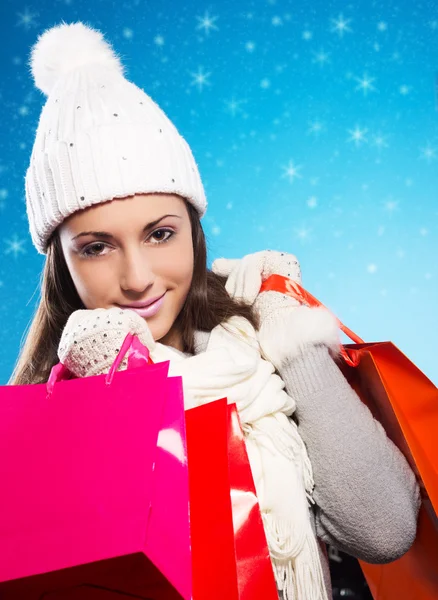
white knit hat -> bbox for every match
[25,21,207,254]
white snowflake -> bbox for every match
[123,28,134,40]
[307,196,318,208]
[399,84,410,95]
[377,21,388,31]
[260,78,271,89]
[272,16,283,26]
[211,225,221,236]
[419,144,437,163]
[281,160,303,183]
[312,49,331,66]
[373,133,389,150]
[294,226,312,242]
[419,227,428,236]
[330,13,353,37]
[367,264,377,274]
[190,67,212,92]
[0,189,7,200]
[308,120,324,135]
[347,125,368,146]
[302,30,313,40]
[18,106,29,116]
[245,41,256,52]
[383,197,399,212]
[16,7,38,30]
[354,73,376,95]
[196,11,219,35]
[5,236,26,258]
[154,35,165,46]
[225,97,247,117]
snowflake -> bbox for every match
[190,67,212,92]
[211,225,221,236]
[377,21,388,31]
[16,7,38,30]
[272,16,282,26]
[245,41,256,52]
[0,189,7,200]
[312,49,331,66]
[399,84,410,95]
[18,106,29,116]
[308,120,324,135]
[307,196,318,208]
[260,78,271,89]
[354,73,376,95]
[373,133,389,150]
[226,202,233,209]
[384,197,398,212]
[330,13,352,37]
[419,144,437,163]
[419,227,428,236]
[123,28,134,40]
[225,97,247,117]
[347,125,368,146]
[154,35,165,46]
[302,30,313,40]
[5,236,26,258]
[294,226,312,242]
[367,264,377,274]
[281,160,303,183]
[196,11,219,35]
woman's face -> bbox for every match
[59,193,194,350]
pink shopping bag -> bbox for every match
[0,337,191,599]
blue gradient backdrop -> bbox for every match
[1,0,437,384]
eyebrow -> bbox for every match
[71,214,182,242]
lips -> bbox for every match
[118,293,166,319]
[119,293,165,309]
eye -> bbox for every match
[81,242,109,258]
[149,228,174,244]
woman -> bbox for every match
[10,21,420,600]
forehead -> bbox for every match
[62,194,187,233]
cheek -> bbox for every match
[67,260,114,308]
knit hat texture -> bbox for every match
[26,21,207,254]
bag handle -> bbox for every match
[260,274,364,366]
[46,333,153,398]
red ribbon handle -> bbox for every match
[260,274,364,367]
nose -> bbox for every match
[120,248,154,294]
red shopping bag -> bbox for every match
[261,274,438,600]
[0,334,278,599]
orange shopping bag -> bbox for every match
[261,274,438,600]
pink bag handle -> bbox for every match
[46,333,153,398]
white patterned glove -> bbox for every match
[58,307,156,378]
[212,249,302,321]
[212,250,340,369]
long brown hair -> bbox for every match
[9,201,258,385]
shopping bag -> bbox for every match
[0,350,190,599]
[261,274,438,600]
[0,334,278,599]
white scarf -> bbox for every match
[148,317,328,600]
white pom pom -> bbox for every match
[29,21,125,96]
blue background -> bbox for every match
[0,0,437,385]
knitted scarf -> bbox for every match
[148,316,329,600]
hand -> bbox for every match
[212,249,302,319]
[58,307,155,378]
[213,250,340,369]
